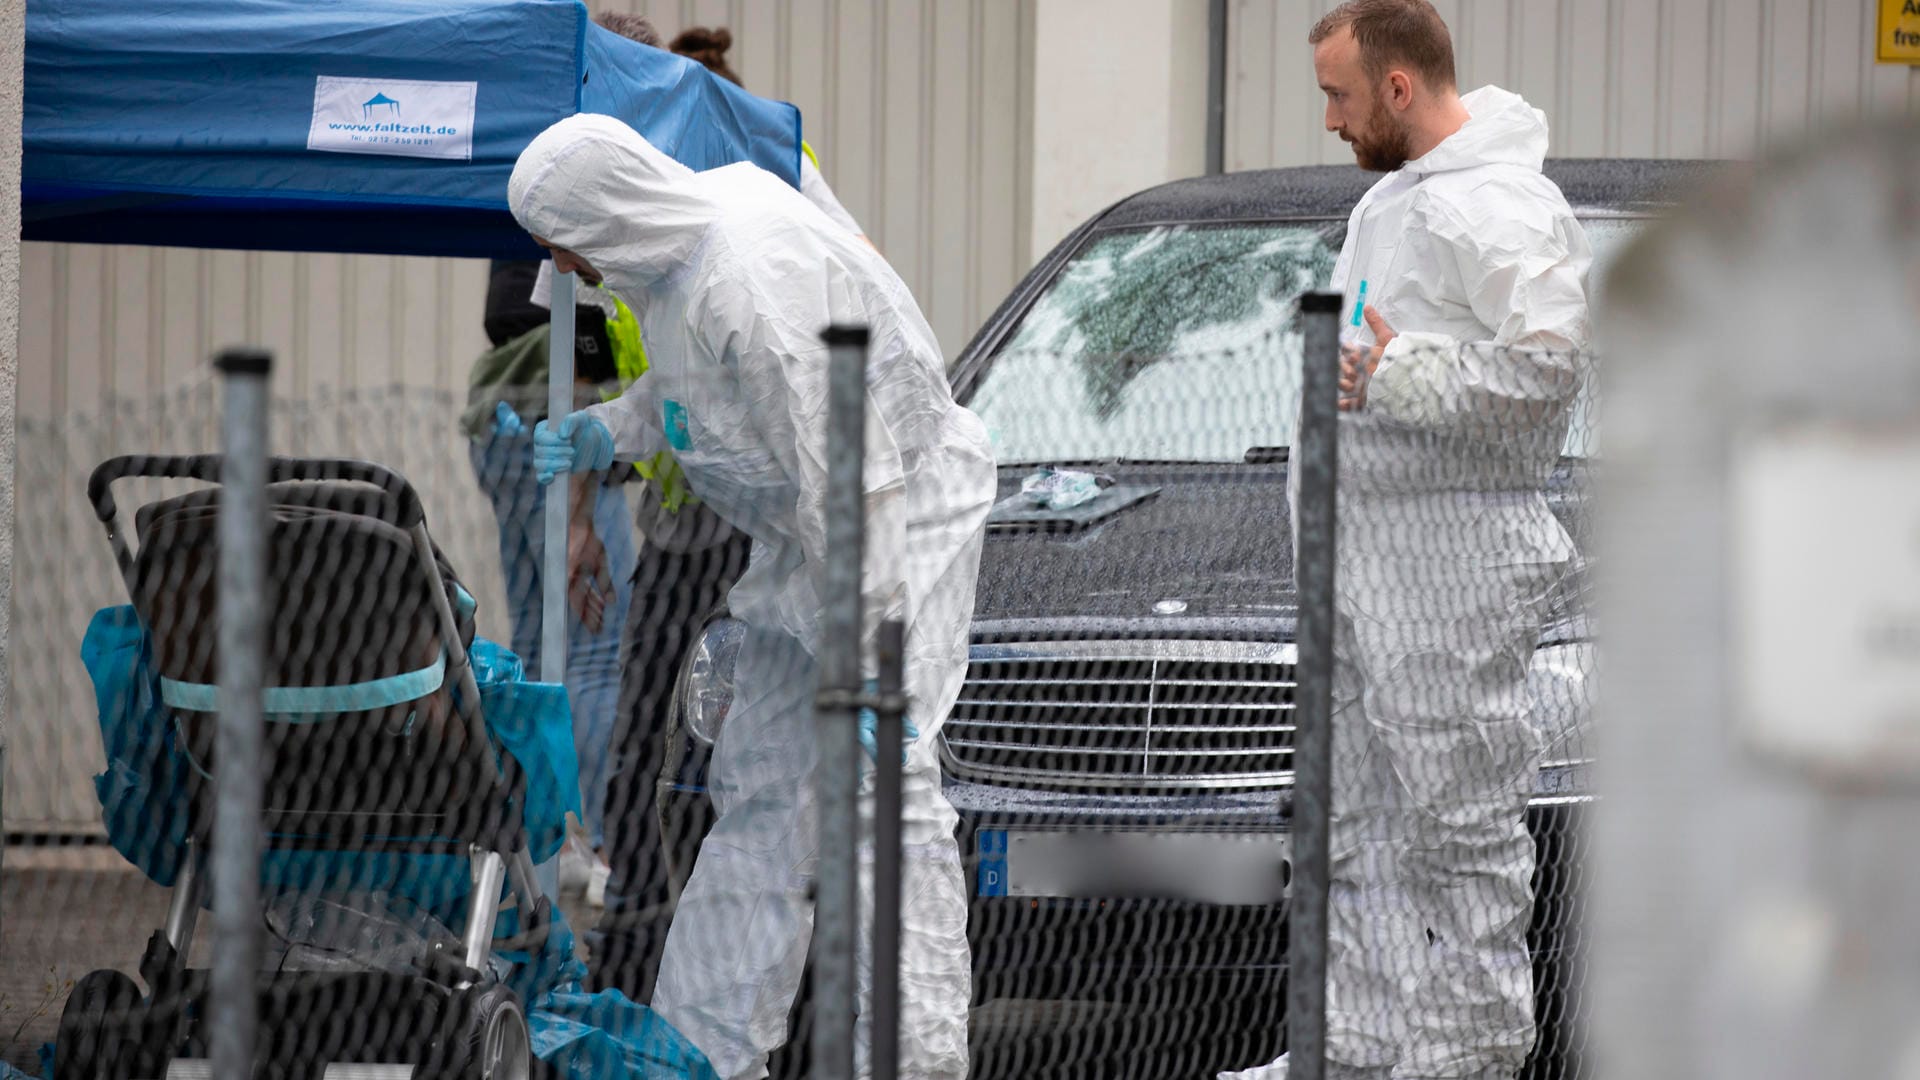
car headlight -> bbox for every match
[1528,640,1596,768]
[674,617,746,746]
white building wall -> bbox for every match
[1,0,24,845]
[1029,0,1212,256]
[1228,0,1920,170]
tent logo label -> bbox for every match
[308,75,476,162]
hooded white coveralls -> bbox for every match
[1227,87,1592,1080]
[509,115,993,1080]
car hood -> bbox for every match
[973,464,1296,622]
[971,462,1594,634]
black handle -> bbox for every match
[87,454,425,530]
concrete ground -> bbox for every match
[0,842,599,1077]
[1,844,165,1075]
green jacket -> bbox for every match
[463,294,697,515]
[459,324,612,438]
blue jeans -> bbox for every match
[469,428,635,849]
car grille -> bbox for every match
[939,640,1298,790]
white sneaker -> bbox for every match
[586,856,612,908]
[1219,1057,1387,1080]
[1218,1056,1287,1080]
[557,838,594,894]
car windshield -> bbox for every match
[968,217,1644,465]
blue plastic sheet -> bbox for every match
[528,988,721,1080]
[86,606,194,885]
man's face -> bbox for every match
[532,237,605,286]
[1314,27,1414,173]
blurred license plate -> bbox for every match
[976,830,1290,905]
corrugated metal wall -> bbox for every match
[5,2,1037,830]
[1228,0,1920,170]
[588,0,1037,356]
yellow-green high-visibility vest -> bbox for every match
[605,289,646,388]
[596,285,698,513]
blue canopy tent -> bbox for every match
[23,0,801,255]
[22,0,804,686]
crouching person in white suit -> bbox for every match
[507,114,994,1080]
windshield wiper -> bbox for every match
[997,458,1201,469]
[994,455,1268,468]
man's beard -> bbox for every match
[1346,96,1414,172]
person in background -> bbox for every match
[1220,2,1591,1078]
[589,22,876,1001]
[671,25,870,241]
[464,9,662,904]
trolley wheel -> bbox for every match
[55,970,145,1080]
[448,984,531,1080]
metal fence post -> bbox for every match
[542,269,577,684]
[212,347,272,1080]
[872,618,908,1080]
[1205,0,1228,175]
[813,324,870,1079]
[1288,293,1342,1080]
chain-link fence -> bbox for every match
[2,256,1601,1080]
[1,365,708,1077]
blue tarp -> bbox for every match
[528,988,720,1080]
[22,0,802,258]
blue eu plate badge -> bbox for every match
[663,399,692,451]
[976,829,1008,897]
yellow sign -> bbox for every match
[1880,0,1920,64]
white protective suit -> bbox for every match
[800,153,865,238]
[1228,86,1592,1080]
[527,154,863,307]
[509,115,994,1080]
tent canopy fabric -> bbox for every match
[22,0,803,259]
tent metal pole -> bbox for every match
[542,269,577,685]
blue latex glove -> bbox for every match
[532,410,615,486]
[494,401,528,437]
[858,679,920,764]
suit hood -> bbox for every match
[508,114,721,294]
[1407,85,1550,176]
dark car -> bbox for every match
[660,160,1715,1079]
